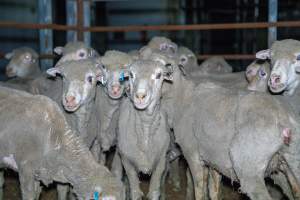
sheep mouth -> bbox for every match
[5,70,16,78]
[133,95,151,110]
[63,102,81,112]
[108,90,123,99]
[268,82,286,93]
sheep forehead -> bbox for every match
[61,60,97,80]
[13,47,38,59]
[149,49,177,63]
[101,50,133,69]
[131,61,163,77]
[63,41,87,54]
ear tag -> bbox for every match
[94,191,99,200]
[119,71,125,82]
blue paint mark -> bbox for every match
[119,71,125,82]
[94,191,99,200]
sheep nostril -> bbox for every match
[65,96,75,104]
[136,93,146,100]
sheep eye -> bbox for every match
[78,51,86,58]
[259,69,266,77]
[87,76,93,83]
[169,46,176,54]
[155,72,162,79]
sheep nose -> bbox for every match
[65,96,75,104]
[112,85,121,93]
[6,68,12,74]
[271,74,281,84]
[136,92,146,100]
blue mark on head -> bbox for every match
[94,191,99,200]
[119,71,125,82]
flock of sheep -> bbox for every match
[0,36,300,200]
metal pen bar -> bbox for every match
[268,0,278,47]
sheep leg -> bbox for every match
[111,151,123,180]
[57,184,69,200]
[0,170,4,200]
[282,163,300,199]
[19,167,41,200]
[208,169,221,200]
[90,139,102,163]
[148,154,167,200]
[186,167,195,200]
[168,158,181,191]
[270,171,295,200]
[187,156,207,200]
[160,162,169,200]
[122,157,143,200]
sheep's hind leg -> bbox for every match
[208,169,222,200]
[0,171,4,200]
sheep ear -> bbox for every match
[46,67,62,77]
[88,49,99,58]
[95,63,107,85]
[163,64,174,81]
[256,49,271,60]
[5,52,14,59]
[295,65,300,73]
[54,47,64,55]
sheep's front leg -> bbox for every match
[148,155,167,200]
[111,151,123,180]
[19,167,41,200]
[208,169,221,200]
[0,170,4,200]
[57,184,69,200]
[168,158,181,191]
[122,157,143,200]
[90,139,106,165]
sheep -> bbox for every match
[256,39,300,96]
[177,46,199,75]
[46,58,107,199]
[0,47,41,92]
[197,56,233,75]
[246,59,271,92]
[158,52,300,200]
[97,50,133,154]
[0,86,125,200]
[29,41,100,98]
[118,60,173,200]
[54,41,100,67]
[4,47,40,79]
[147,49,298,200]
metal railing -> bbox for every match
[0,20,299,60]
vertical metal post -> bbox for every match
[268,0,278,47]
[77,0,84,41]
[38,0,53,70]
[67,0,90,45]
[83,0,91,46]
[67,0,77,42]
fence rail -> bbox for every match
[0,20,300,32]
[0,20,299,60]
[0,52,255,60]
